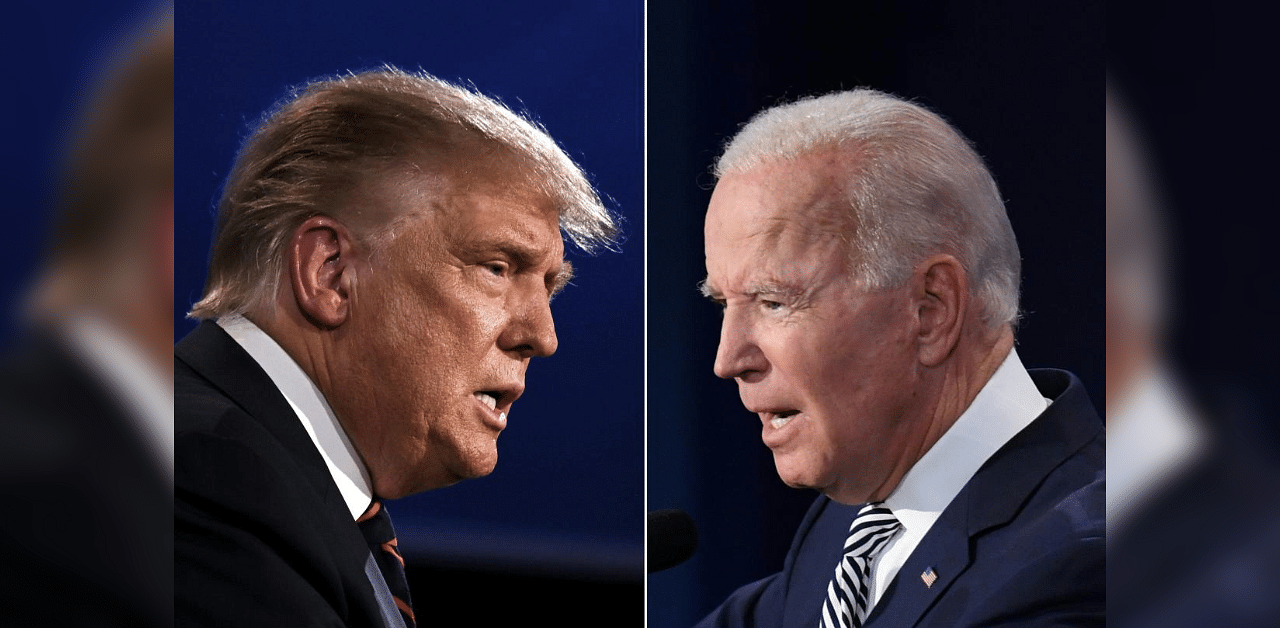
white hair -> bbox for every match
[715,89,1021,328]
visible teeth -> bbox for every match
[476,392,497,410]
[770,416,793,429]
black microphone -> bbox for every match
[648,509,698,572]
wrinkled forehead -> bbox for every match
[705,155,851,278]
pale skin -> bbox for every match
[252,164,571,499]
[703,149,1014,505]
[1105,282,1154,421]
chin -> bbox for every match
[772,456,824,493]
[452,446,500,480]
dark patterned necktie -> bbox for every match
[358,500,416,628]
[819,502,901,628]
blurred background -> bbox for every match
[1,1,168,337]
[174,1,643,624]
[1108,3,1280,626]
[2,1,172,626]
[646,2,1103,625]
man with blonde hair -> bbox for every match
[0,11,172,627]
[696,89,1103,627]
[175,67,616,627]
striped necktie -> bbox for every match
[820,502,901,628]
[358,500,416,628]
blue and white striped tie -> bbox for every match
[820,502,901,628]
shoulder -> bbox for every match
[933,372,1106,626]
[694,495,857,628]
[174,345,375,627]
[0,332,171,627]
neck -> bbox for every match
[246,303,336,398]
[864,326,1014,503]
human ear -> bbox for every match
[914,254,967,367]
[288,216,358,329]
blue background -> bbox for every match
[2,0,170,339]
[174,0,644,586]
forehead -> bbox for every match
[381,161,565,255]
[704,153,850,289]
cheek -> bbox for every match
[470,301,508,343]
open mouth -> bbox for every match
[475,391,499,411]
[474,390,511,427]
[769,410,799,429]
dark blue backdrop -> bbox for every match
[175,0,643,582]
[2,0,167,341]
[646,2,1104,625]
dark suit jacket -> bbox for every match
[0,330,172,627]
[695,369,1105,628]
[176,320,390,627]
[1109,383,1280,628]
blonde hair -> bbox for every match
[190,66,617,319]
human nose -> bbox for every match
[500,289,559,359]
[713,306,765,380]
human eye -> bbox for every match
[483,261,509,277]
[761,299,785,311]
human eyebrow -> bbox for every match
[489,240,543,269]
[697,278,722,302]
[548,260,575,297]
[742,281,802,300]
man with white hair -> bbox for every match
[696,89,1104,627]
[175,68,617,627]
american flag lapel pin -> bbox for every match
[920,566,938,588]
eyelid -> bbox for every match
[547,261,574,298]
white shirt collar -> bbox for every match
[870,347,1048,605]
[62,315,174,485]
[1105,364,1203,529]
[217,315,374,520]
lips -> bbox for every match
[474,385,523,429]
[753,406,802,448]
[769,410,799,429]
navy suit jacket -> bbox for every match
[0,331,172,627]
[176,320,395,627]
[696,369,1105,628]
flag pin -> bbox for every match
[921,566,938,588]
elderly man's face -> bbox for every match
[703,154,920,503]
[331,166,567,498]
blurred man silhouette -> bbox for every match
[0,11,173,628]
[1107,83,1280,628]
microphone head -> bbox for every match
[648,509,698,573]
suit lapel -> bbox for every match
[175,320,348,519]
[865,369,1101,627]
[863,496,971,627]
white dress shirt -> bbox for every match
[63,315,175,485]
[866,348,1050,610]
[218,315,374,520]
